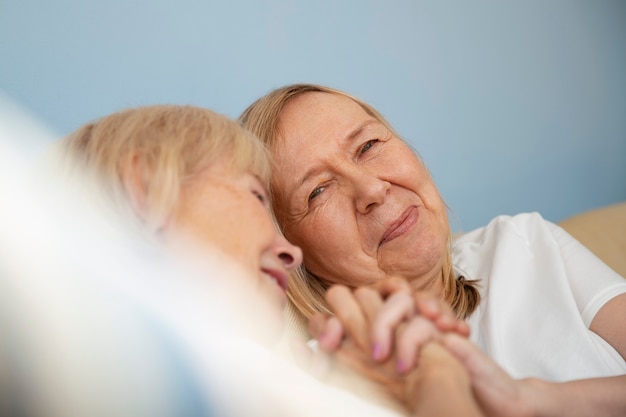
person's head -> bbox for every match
[240,84,478,319]
[58,105,303,327]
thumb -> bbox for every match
[442,333,512,388]
[308,313,344,351]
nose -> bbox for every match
[274,235,303,271]
[351,168,390,214]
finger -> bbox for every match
[453,320,471,338]
[442,333,524,416]
[308,313,344,352]
[353,287,386,360]
[441,333,508,384]
[413,292,464,334]
[370,291,415,361]
[431,313,470,337]
[368,276,411,299]
[353,286,384,325]
[395,316,442,373]
[413,291,452,320]
[308,313,330,339]
[318,317,344,351]
[325,285,369,351]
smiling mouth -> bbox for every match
[380,206,418,245]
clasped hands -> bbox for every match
[297,277,534,417]
[301,277,472,411]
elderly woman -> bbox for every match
[55,104,304,342]
[240,85,479,319]
[239,84,626,416]
[52,104,483,417]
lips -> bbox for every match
[261,268,289,292]
[380,206,419,245]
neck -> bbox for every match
[408,266,445,297]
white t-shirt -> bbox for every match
[453,212,626,382]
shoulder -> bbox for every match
[488,211,552,232]
[454,212,552,247]
[452,212,558,278]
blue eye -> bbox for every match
[308,186,324,201]
[360,139,379,155]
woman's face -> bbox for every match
[272,92,449,291]
[168,156,303,312]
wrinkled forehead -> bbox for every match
[276,91,400,147]
[276,93,373,149]
[269,93,381,201]
[281,91,369,124]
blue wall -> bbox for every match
[2,0,625,232]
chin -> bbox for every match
[384,249,444,280]
[244,290,286,347]
[247,306,284,347]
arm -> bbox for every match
[530,376,626,417]
[406,343,484,417]
[590,292,626,361]
[443,334,626,417]
[549,221,626,360]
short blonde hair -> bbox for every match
[57,105,270,232]
[240,84,479,319]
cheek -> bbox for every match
[421,176,448,224]
[178,204,268,270]
[217,224,267,280]
[394,149,425,180]
[284,204,353,265]
[238,211,276,247]
[399,155,446,214]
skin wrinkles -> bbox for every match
[271,92,449,293]
[295,119,382,194]
[284,121,395,221]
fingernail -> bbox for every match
[396,359,406,374]
[372,343,383,360]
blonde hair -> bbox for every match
[57,105,270,232]
[240,84,480,319]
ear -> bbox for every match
[121,152,149,222]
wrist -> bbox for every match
[404,359,472,410]
[519,378,558,417]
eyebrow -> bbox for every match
[296,119,380,189]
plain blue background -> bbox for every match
[2,0,625,232]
